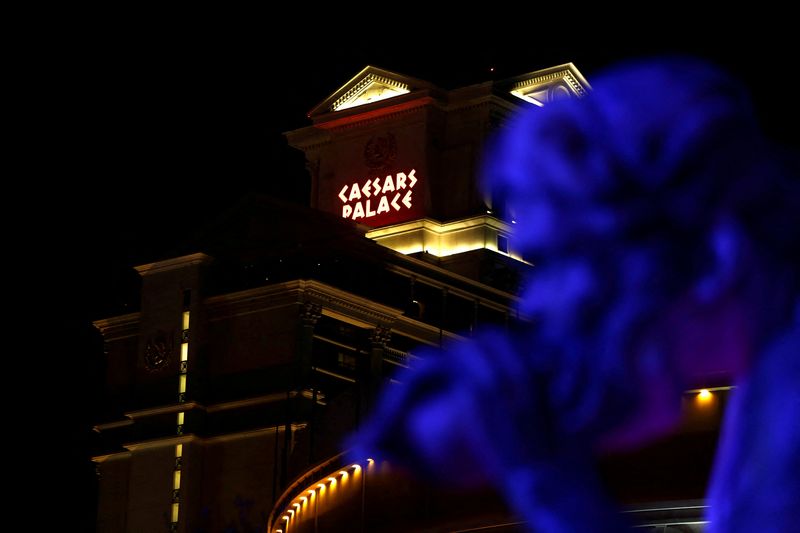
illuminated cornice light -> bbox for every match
[366,215,529,263]
[333,74,410,111]
[338,169,417,221]
[507,63,590,106]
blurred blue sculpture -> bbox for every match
[349,58,800,532]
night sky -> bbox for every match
[49,20,797,530]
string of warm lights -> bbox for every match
[271,387,735,531]
[273,458,375,533]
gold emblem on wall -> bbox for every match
[144,330,173,371]
[364,133,397,170]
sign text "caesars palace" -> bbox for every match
[338,169,417,220]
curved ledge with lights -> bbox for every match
[266,387,734,532]
[268,454,376,533]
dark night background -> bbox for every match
[44,19,797,530]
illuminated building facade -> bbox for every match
[93,64,725,532]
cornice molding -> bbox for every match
[93,312,140,340]
[92,450,132,464]
[302,280,401,327]
[205,280,304,321]
[93,418,134,433]
[205,392,290,414]
[205,279,402,329]
[309,65,437,118]
[124,401,204,420]
[393,314,465,346]
[203,425,303,445]
[122,434,200,452]
[507,63,591,97]
[134,252,213,277]
[314,98,432,132]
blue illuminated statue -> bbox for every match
[349,58,800,532]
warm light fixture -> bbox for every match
[698,389,712,401]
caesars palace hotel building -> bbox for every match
[92,64,726,532]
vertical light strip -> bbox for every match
[172,301,191,532]
[179,310,190,402]
[173,441,183,532]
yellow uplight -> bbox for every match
[698,389,712,401]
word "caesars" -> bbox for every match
[338,169,418,220]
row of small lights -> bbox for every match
[274,459,374,533]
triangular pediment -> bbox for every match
[504,63,591,106]
[310,66,436,117]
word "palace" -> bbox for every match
[338,169,418,220]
